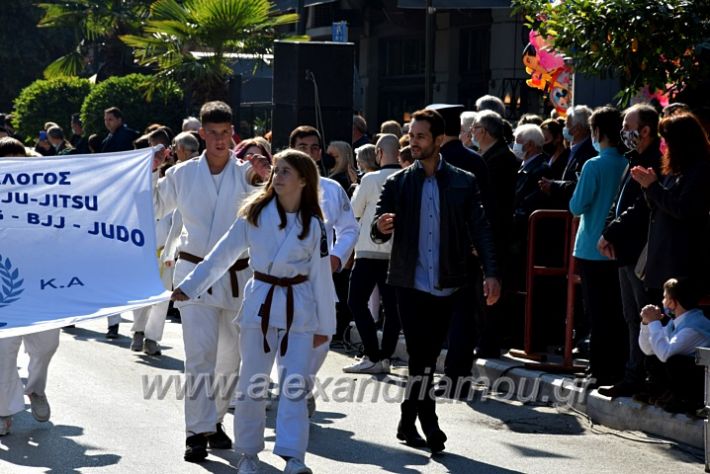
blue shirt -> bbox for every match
[569,147,628,260]
[414,158,456,296]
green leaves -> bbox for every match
[512,0,710,104]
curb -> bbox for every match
[345,324,704,449]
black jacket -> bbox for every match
[642,159,710,289]
[370,158,498,289]
[481,139,518,256]
[548,147,570,180]
[513,153,552,225]
[101,125,139,153]
[549,137,597,207]
[602,142,662,266]
[440,139,492,215]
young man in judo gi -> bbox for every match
[173,149,335,474]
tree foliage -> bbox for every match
[37,0,152,79]
[120,0,299,107]
[12,77,92,144]
[0,0,74,112]
[512,0,710,105]
[80,73,183,136]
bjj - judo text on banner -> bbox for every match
[0,148,171,337]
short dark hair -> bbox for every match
[71,113,82,125]
[663,278,701,310]
[541,118,563,139]
[0,137,27,157]
[148,128,171,148]
[590,106,623,147]
[289,125,321,148]
[88,134,102,153]
[104,107,123,120]
[411,109,445,138]
[625,104,659,138]
[199,101,232,125]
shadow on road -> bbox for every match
[0,418,120,473]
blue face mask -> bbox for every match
[663,306,675,317]
[592,138,601,153]
[562,126,573,142]
[472,137,480,149]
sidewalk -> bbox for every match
[346,325,704,449]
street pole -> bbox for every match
[297,0,306,36]
[424,0,434,105]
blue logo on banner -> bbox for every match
[0,254,24,309]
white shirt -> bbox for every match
[639,311,710,362]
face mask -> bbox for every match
[543,142,556,156]
[472,137,480,149]
[663,306,675,317]
[512,142,525,160]
[592,138,601,153]
[562,126,573,142]
[621,129,640,151]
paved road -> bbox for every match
[0,316,704,473]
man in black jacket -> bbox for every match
[597,105,662,398]
[371,108,500,454]
[101,107,139,153]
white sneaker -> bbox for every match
[0,416,12,436]
[284,458,312,474]
[342,356,390,374]
[237,454,259,474]
[29,393,51,422]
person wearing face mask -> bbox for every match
[596,104,662,399]
[638,278,710,414]
[569,106,629,388]
[540,119,569,179]
[539,105,596,208]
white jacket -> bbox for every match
[178,199,336,336]
[153,152,256,310]
[350,165,401,259]
[318,177,358,266]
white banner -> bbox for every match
[0,148,171,337]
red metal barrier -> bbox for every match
[509,210,586,373]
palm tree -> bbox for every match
[37,0,152,79]
[120,0,300,107]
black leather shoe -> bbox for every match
[396,421,427,448]
[184,434,208,463]
[207,423,232,449]
[425,428,447,454]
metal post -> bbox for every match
[424,0,434,105]
[296,0,306,36]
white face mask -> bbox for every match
[512,142,525,159]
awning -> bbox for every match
[272,0,338,10]
[397,0,511,8]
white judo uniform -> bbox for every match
[0,329,60,417]
[154,151,256,435]
[179,199,336,460]
[309,177,358,380]
[130,211,173,342]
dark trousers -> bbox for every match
[646,354,704,406]
[347,258,400,362]
[618,265,650,385]
[397,287,458,432]
[333,269,353,340]
[576,258,627,385]
[444,270,483,378]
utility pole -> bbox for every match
[297,0,306,36]
[424,0,435,104]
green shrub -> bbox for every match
[80,74,184,137]
[13,77,92,144]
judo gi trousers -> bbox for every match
[235,327,313,460]
[131,303,169,342]
[180,303,240,435]
[0,329,60,416]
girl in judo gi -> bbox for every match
[172,149,335,474]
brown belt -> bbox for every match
[178,251,249,297]
[253,271,309,356]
